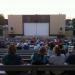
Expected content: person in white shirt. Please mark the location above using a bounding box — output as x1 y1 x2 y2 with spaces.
49 45 65 65
34 44 41 51
49 45 66 75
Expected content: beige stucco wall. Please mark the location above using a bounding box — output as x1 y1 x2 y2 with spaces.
50 15 66 35
8 15 23 34
8 15 66 36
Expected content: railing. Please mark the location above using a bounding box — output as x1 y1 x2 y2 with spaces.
0 65 75 75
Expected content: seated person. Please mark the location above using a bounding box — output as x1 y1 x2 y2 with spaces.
23 43 29 50
49 45 66 75
16 42 22 49
2 44 22 75
49 45 66 65
64 53 75 75
34 44 41 51
31 46 48 65
31 46 49 75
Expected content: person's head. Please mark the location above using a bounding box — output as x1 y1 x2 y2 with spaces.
45 44 49 50
59 43 63 49
48 42 55 50
38 46 47 55
54 45 61 56
8 44 16 54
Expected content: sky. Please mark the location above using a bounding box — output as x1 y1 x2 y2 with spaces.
0 0 75 19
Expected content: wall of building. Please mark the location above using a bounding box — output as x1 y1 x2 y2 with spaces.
50 15 66 35
8 15 23 35
8 15 66 36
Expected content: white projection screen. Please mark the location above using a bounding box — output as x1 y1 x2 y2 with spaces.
24 23 36 36
37 23 49 36
24 23 49 36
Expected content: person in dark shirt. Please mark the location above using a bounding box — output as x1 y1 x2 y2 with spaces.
66 54 75 64
2 44 22 75
64 53 75 75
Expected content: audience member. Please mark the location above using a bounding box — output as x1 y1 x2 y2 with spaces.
31 46 48 65
2 44 22 75
31 46 49 75
64 53 75 75
47 42 54 57
49 45 65 75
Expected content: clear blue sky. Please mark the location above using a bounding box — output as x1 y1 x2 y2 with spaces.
0 0 75 19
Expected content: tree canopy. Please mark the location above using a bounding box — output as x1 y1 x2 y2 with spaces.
0 14 5 25
72 19 75 27
66 19 71 25
0 14 5 36
72 18 75 36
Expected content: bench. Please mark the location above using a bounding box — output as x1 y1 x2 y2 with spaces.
0 65 75 75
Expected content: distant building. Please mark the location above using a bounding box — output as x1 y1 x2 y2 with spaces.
8 15 66 37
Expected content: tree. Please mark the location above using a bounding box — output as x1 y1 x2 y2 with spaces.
0 14 5 36
0 14 5 25
72 18 75 36
66 19 71 26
